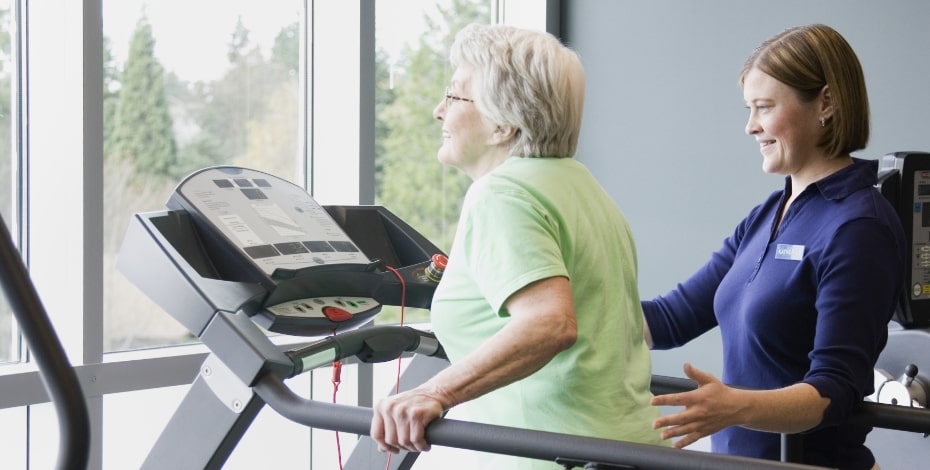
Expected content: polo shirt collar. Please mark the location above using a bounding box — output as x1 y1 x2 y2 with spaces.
786 157 878 201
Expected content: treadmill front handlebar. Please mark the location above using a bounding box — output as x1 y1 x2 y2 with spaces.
254 372 826 470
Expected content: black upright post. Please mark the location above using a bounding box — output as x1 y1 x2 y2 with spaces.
780 433 804 463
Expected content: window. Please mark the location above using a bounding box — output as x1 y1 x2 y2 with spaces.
373 0 492 324
3 1 550 468
102 0 302 351
0 1 15 364
99 0 501 347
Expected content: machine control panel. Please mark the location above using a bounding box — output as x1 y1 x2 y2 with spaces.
256 296 381 334
908 169 930 301
878 152 930 327
169 166 371 277
119 165 445 337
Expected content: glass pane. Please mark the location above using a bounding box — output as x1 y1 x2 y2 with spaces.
102 1 302 351
0 406 26 468
373 0 491 324
25 402 58 469
103 384 188 469
102 375 315 469
0 1 16 363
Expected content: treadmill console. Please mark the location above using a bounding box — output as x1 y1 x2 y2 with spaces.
167 167 371 278
118 166 445 338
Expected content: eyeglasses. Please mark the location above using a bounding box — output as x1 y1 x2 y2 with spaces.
444 86 474 108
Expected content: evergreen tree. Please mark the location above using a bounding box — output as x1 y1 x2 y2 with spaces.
227 17 250 64
238 21 300 178
240 80 298 178
0 6 12 221
110 15 177 180
271 22 299 77
0 6 11 361
373 47 395 179
192 19 292 173
102 36 121 159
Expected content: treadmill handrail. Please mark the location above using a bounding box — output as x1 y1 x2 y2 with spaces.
253 373 823 470
253 327 827 470
261 329 928 469
0 216 90 470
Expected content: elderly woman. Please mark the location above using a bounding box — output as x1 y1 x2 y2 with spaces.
370 23 666 469
644 24 906 470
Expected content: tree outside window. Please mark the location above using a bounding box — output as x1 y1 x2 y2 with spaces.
101 0 490 350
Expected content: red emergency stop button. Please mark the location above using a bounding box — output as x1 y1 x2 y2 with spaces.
322 306 352 322
424 253 448 282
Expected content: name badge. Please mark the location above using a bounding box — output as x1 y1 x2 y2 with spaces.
775 244 805 261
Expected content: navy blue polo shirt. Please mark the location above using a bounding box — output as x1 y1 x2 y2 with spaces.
643 158 906 469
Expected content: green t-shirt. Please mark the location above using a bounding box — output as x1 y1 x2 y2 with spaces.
431 156 667 469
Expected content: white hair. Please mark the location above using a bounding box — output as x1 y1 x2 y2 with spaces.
450 23 586 158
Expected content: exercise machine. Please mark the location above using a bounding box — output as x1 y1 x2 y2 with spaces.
875 150 930 405
868 151 930 467
117 165 449 468
118 166 827 470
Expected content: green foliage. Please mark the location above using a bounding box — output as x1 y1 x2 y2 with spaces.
175 133 224 177
272 22 299 76
374 0 491 251
98 2 489 334
0 6 11 223
102 36 122 158
184 21 295 178
227 17 250 64
109 15 178 181
373 47 395 177
103 12 300 182
0 6 8 54
238 77 299 178
372 0 491 325
0 6 11 361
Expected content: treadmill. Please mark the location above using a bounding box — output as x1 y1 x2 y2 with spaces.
117 165 825 470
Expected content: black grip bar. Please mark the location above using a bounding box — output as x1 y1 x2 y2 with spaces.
256 325 824 470
0 216 90 470
254 374 823 470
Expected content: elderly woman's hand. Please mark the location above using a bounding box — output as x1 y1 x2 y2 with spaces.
370 387 446 453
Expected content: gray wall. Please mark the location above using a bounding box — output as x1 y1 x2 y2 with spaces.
564 0 930 375
563 0 930 464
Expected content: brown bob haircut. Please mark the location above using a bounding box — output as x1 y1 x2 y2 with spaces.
739 24 870 157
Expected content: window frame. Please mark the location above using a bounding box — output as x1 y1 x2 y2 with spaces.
0 1 554 468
